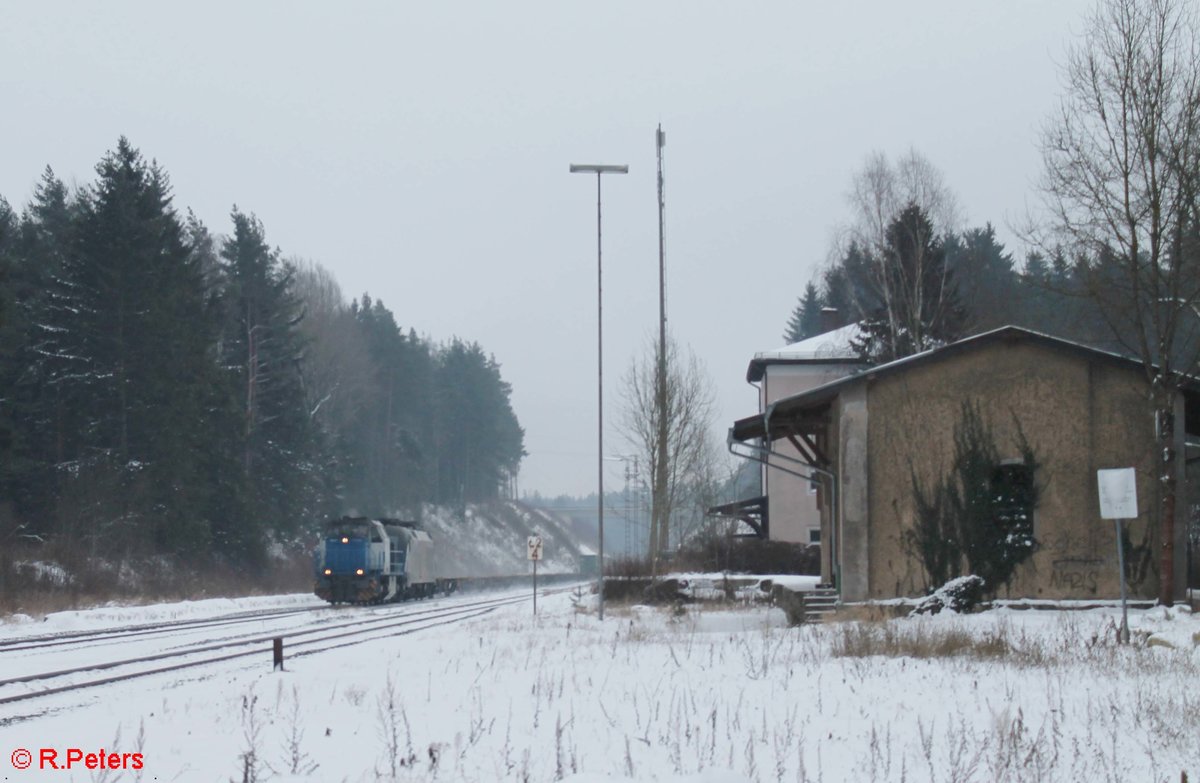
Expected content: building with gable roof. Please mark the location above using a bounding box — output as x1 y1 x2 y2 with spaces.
727 325 1198 602
718 323 864 545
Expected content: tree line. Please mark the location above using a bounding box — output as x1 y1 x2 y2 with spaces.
782 156 1118 360
0 138 525 567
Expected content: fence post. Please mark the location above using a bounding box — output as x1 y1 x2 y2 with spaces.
273 637 284 671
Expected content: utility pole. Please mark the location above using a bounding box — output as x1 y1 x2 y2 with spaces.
651 125 670 569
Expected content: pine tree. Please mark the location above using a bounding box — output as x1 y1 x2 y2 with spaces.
782 282 824 343
2 170 76 528
51 138 220 554
216 208 327 553
0 197 17 514
821 242 874 330
433 339 524 504
342 295 435 511
943 224 1018 331
851 204 965 362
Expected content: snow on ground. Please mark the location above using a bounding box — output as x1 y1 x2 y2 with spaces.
2 591 1199 782
0 592 324 641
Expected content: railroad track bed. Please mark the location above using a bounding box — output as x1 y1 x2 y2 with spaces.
0 603 333 654
0 573 583 654
0 585 581 716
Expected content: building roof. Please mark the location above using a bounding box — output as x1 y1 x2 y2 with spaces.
732 325 1186 443
746 323 866 382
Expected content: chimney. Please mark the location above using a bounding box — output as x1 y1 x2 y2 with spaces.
820 307 839 334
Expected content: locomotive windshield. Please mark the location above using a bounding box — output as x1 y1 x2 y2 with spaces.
324 518 379 542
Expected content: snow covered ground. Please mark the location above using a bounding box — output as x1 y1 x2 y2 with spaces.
0 593 325 641
2 589 1199 782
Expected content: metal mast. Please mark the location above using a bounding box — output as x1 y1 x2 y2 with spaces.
653 125 669 565
569 162 628 621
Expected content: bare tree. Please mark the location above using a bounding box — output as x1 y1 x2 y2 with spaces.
618 334 717 565
845 149 961 255
1040 0 1200 604
829 150 965 360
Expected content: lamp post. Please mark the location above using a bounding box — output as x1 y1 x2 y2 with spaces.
570 162 628 622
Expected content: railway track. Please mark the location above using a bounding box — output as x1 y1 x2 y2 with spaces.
0 573 583 655
0 584 580 713
0 602 329 653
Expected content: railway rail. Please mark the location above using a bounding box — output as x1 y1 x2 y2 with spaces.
0 573 582 655
0 584 581 714
0 603 327 654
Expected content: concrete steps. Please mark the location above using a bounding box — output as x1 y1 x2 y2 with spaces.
802 587 839 621
770 585 839 624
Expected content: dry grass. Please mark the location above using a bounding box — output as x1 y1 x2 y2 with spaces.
832 618 1015 660
0 550 314 619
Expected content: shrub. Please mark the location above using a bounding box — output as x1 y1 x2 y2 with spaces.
676 535 820 576
910 575 987 616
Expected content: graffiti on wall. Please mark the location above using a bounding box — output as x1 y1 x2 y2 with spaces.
1048 557 1104 593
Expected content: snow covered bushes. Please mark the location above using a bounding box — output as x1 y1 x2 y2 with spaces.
911 574 988 616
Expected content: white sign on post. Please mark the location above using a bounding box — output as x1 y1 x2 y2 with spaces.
1098 468 1138 519
1097 467 1136 645
527 536 543 616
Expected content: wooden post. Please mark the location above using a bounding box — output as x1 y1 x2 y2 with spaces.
273 637 284 670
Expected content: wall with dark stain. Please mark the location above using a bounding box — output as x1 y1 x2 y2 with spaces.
861 338 1159 600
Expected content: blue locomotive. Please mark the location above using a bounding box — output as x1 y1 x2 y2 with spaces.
314 517 456 604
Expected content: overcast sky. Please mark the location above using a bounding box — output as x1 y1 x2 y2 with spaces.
1 1 1097 498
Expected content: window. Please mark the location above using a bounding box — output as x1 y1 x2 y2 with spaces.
808 529 821 545
991 461 1035 541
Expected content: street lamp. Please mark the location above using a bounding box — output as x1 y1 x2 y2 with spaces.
570 162 628 622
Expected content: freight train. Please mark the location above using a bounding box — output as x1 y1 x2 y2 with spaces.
314 517 457 604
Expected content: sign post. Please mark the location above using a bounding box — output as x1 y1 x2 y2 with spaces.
527 535 543 615
1097 467 1137 644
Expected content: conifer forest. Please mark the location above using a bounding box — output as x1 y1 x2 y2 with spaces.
0 138 526 570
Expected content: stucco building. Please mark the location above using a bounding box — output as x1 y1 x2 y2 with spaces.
729 326 1197 602
735 323 864 544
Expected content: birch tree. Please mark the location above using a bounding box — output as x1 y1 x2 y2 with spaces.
831 150 965 361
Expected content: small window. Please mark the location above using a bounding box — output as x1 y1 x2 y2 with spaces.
991 462 1035 540
808 529 821 544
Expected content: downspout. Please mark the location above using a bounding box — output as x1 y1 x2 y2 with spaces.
727 419 841 595
746 374 765 502
766 404 840 595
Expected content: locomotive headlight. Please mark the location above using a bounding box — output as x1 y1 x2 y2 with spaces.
356 568 364 576
341 537 349 544
323 568 332 576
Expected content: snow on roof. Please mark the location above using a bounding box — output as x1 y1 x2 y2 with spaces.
754 323 863 362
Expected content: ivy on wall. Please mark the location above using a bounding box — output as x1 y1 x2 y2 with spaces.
904 400 1042 594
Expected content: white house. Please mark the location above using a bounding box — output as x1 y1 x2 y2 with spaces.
738 322 864 543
